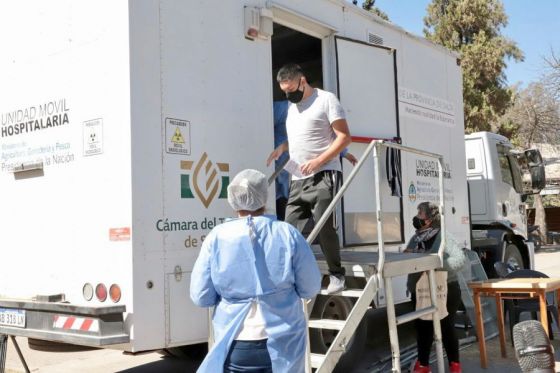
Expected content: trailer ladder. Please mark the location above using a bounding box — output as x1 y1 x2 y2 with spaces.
304 140 448 373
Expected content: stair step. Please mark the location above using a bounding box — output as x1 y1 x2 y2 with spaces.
396 306 437 325
310 353 325 368
308 318 346 330
319 289 363 297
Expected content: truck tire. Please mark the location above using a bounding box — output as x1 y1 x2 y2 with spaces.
309 294 366 372
504 244 524 270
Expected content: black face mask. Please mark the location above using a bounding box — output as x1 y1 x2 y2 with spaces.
286 80 304 103
412 216 426 230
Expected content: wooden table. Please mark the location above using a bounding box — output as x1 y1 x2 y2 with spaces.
468 278 560 368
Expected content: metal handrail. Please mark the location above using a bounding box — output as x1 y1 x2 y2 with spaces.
306 140 377 245
270 140 447 373
306 140 446 280
304 139 447 373
268 157 290 186
301 141 376 373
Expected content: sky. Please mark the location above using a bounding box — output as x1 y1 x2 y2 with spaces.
364 0 560 87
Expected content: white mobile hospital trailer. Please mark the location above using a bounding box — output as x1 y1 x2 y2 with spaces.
0 0 469 365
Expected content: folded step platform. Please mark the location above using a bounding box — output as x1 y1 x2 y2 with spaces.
314 248 441 279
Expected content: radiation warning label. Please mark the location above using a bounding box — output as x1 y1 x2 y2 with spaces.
166 118 190 155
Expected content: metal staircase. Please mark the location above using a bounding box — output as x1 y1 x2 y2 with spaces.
308 270 379 371
304 140 448 373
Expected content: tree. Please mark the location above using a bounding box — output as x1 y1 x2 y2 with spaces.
497 82 560 146
496 81 560 242
424 0 523 133
352 0 389 21
534 192 548 244
544 48 560 100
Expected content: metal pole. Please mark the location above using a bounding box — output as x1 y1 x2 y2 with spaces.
384 278 401 373
9 336 30 373
207 308 215 350
428 270 445 373
376 142 399 372
303 300 312 373
267 157 290 186
432 155 445 372
306 140 377 245
372 142 386 286
378 141 442 160
437 156 446 266
0 334 6 373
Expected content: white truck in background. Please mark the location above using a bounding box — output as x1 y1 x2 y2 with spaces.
466 132 545 276
0 0 545 371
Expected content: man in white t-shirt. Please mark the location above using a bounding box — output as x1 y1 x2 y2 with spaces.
267 63 352 294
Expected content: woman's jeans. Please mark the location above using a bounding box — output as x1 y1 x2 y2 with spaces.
224 339 272 373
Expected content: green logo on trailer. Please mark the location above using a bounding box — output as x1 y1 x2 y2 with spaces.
181 152 229 208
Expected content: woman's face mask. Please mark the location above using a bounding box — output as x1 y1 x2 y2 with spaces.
412 216 427 230
285 79 304 103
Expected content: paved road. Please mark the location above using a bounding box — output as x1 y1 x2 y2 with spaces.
534 245 560 277
5 246 560 372
4 341 200 373
9 336 560 373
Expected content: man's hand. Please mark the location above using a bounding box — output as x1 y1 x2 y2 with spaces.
300 158 322 176
344 152 358 166
267 142 288 167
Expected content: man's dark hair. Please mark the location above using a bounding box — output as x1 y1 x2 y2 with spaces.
276 63 304 82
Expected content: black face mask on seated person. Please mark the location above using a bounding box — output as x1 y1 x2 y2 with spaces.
286 80 304 103
412 216 427 230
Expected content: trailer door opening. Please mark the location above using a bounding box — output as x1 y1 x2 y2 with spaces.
270 23 323 224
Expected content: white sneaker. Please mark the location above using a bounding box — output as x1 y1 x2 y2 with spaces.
327 275 346 294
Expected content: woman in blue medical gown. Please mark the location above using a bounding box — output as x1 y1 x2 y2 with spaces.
190 169 321 373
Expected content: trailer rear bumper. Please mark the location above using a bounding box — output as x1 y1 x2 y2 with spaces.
0 299 129 347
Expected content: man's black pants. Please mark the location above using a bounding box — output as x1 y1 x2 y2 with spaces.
285 170 345 276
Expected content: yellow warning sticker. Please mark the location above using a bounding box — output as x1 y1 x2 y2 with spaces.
166 118 191 155
171 127 185 144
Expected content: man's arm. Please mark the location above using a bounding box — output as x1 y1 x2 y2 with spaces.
343 151 358 166
266 140 289 167
300 119 351 176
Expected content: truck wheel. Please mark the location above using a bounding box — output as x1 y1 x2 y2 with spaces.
504 244 524 270
309 294 366 372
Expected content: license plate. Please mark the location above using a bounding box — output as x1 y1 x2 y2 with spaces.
0 308 26 328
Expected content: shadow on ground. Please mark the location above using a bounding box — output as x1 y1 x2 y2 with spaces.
117 354 201 373
535 244 560 254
